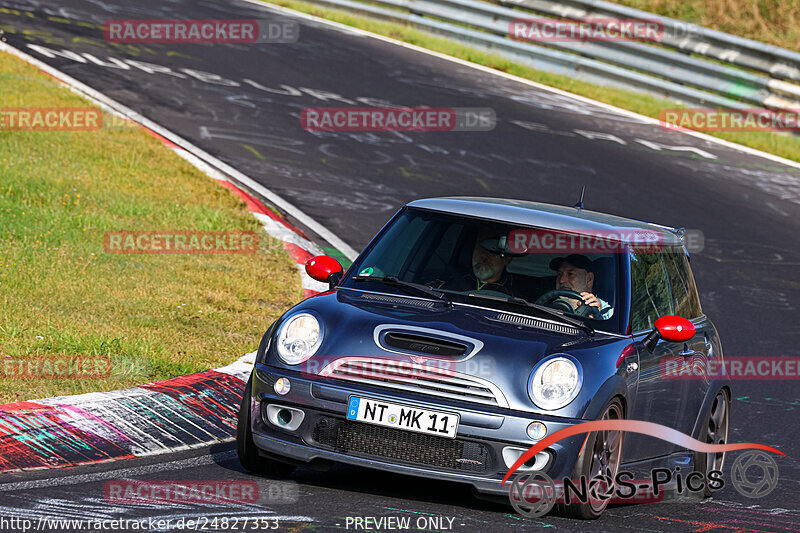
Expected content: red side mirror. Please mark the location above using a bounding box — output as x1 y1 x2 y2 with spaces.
654 315 696 342
305 255 343 285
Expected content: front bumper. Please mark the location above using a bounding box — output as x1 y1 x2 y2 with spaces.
251 364 587 496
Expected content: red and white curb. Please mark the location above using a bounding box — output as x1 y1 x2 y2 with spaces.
213 180 328 298
0 355 255 472
0 42 346 472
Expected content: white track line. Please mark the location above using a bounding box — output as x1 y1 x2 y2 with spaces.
243 0 800 171
0 451 239 492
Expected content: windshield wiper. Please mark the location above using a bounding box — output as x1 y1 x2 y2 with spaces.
352 276 450 304
465 293 594 336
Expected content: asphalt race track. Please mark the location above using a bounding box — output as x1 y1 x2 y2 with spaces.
1 0 800 530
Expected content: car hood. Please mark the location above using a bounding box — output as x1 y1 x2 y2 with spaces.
266 289 632 417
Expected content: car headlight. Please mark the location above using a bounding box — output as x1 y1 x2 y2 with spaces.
276 313 322 365
529 356 582 410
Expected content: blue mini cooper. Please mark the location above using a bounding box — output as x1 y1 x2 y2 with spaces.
237 197 730 519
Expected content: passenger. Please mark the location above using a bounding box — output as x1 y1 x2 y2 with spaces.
441 231 516 295
472 232 514 290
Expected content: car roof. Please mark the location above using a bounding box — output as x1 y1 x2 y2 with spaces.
406 197 684 246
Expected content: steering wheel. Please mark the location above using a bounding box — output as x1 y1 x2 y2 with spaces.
535 289 601 319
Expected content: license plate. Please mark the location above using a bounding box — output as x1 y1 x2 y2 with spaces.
346 396 459 438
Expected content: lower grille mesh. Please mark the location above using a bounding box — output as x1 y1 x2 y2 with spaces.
312 416 489 472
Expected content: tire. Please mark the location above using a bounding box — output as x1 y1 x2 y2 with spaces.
693 389 730 498
237 375 296 477
557 398 624 519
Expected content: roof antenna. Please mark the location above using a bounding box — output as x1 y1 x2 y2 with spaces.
573 186 586 211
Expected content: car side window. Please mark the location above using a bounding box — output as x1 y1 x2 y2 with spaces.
664 248 702 319
629 251 673 332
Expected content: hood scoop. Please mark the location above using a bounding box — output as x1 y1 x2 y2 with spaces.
383 332 467 357
374 325 483 361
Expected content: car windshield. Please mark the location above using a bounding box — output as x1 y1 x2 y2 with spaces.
342 208 624 332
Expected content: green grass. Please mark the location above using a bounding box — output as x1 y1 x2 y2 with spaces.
261 0 800 163
610 0 799 51
0 50 301 402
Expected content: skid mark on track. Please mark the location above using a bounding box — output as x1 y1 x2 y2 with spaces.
653 500 800 532
735 396 800 412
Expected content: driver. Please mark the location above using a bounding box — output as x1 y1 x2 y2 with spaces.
549 254 613 319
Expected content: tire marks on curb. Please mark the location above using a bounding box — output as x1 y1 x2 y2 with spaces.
0 355 254 473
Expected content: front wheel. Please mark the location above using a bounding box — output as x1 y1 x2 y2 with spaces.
557 398 624 519
236 376 296 477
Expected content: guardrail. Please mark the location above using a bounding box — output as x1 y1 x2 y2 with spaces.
508 0 800 81
301 0 800 111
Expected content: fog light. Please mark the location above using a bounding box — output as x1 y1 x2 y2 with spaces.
277 409 292 426
527 421 547 440
265 404 305 431
274 377 291 395
502 447 551 471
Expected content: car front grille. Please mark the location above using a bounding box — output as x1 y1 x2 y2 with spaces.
311 416 490 472
319 358 508 408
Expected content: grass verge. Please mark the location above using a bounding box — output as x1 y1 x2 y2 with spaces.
0 49 301 403
610 0 799 52
262 0 800 164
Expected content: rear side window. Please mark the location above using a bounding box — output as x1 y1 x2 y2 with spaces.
629 251 673 332
664 248 702 319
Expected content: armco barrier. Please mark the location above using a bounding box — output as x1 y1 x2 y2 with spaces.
298 0 800 112
502 0 800 82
